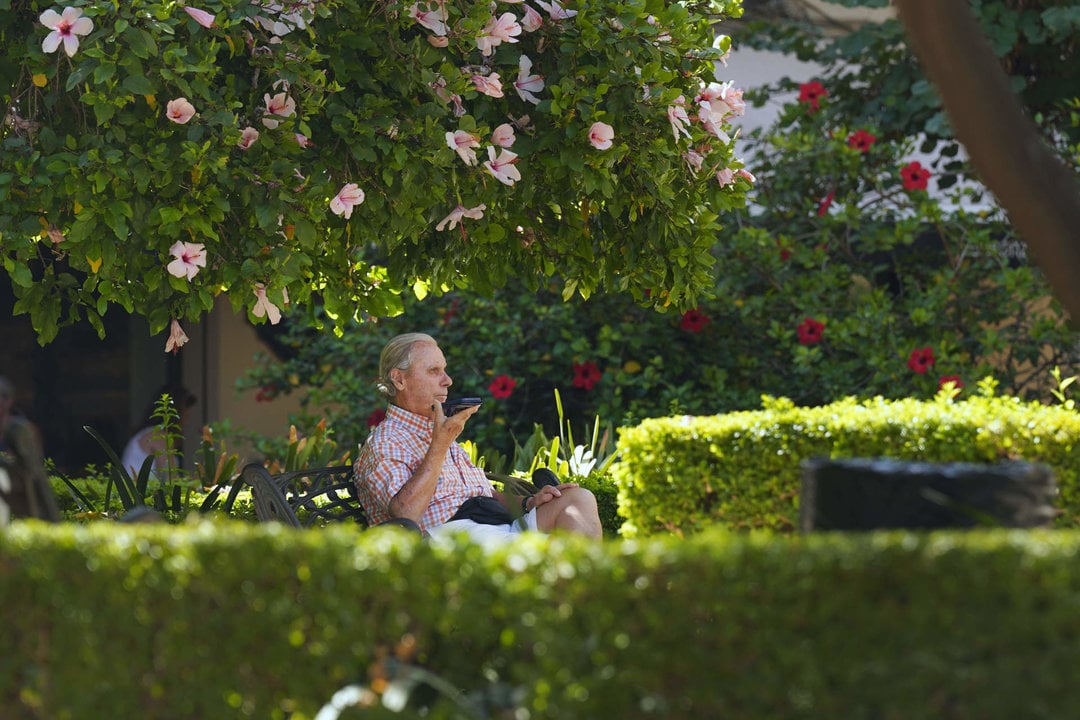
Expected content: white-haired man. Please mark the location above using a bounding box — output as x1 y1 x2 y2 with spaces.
354 333 602 544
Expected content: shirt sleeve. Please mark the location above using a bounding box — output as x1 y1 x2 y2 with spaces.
354 428 421 523
365 447 413 510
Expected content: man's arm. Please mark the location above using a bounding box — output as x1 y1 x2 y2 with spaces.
493 483 579 515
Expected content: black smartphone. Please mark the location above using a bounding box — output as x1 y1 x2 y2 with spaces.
442 397 482 416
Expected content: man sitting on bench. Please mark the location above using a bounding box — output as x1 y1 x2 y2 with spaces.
354 333 602 545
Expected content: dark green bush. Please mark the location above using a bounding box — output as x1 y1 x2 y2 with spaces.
4 522 1080 719
613 389 1080 537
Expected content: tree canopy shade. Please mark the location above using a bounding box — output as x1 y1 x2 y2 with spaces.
0 0 748 347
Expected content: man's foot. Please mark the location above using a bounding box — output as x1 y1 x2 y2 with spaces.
532 467 560 490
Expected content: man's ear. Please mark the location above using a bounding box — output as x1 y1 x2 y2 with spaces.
390 369 404 390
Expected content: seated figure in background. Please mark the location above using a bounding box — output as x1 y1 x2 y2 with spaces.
120 384 197 480
0 376 59 524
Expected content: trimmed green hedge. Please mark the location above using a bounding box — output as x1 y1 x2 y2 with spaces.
612 394 1080 537
4 521 1080 719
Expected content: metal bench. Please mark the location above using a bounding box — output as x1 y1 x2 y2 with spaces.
226 462 541 531
235 463 368 528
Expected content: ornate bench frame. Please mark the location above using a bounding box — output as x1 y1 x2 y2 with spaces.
224 463 539 530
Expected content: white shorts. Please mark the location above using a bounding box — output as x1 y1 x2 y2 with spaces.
428 508 538 547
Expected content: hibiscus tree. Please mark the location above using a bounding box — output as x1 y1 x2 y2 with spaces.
0 0 747 346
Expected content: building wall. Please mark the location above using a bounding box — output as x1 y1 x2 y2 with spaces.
179 296 305 469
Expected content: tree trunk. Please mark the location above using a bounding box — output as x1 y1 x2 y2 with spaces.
894 0 1080 324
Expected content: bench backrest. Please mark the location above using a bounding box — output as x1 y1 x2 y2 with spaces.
233 463 538 530
239 463 370 528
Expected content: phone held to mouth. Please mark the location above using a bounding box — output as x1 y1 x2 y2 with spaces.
442 397 482 417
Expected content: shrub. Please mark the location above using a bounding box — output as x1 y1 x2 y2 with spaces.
5 522 1080 719
613 388 1080 537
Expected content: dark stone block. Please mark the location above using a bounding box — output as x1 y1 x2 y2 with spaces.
800 458 1058 532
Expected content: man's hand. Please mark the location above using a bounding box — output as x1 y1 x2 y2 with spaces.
529 482 580 511
431 401 479 443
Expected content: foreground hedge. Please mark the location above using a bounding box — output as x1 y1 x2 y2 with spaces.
4 521 1080 719
613 393 1080 537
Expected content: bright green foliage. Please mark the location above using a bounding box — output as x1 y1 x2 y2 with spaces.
613 391 1080 537
6 522 1080 717
0 0 746 344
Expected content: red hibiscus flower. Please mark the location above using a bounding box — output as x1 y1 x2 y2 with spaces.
572 361 603 391
488 374 517 399
796 317 825 345
777 240 792 261
680 308 711 333
817 191 835 217
847 129 876 152
938 375 964 391
798 81 827 111
900 161 931 191
366 408 386 428
907 346 936 374
441 298 460 326
255 385 277 403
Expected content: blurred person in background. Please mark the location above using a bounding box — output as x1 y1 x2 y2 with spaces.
120 384 197 480
0 375 60 524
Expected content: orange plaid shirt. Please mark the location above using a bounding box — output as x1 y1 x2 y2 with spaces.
354 404 493 534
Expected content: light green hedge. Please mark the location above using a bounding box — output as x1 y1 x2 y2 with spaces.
3 522 1080 718
612 394 1080 537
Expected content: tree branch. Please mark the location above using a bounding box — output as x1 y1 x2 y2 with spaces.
894 0 1080 323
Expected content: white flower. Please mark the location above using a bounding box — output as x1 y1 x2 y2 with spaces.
40 7 94 58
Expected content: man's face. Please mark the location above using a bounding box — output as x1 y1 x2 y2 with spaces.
392 341 452 416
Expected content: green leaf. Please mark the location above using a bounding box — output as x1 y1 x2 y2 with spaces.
83 425 138 509
8 263 33 288
122 75 157 94
65 62 96 91
133 164 151 193
93 103 116 125
125 27 159 59
105 202 130 240
158 207 185 225
93 62 116 84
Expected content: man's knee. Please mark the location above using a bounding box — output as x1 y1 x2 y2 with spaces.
564 485 598 512
537 485 599 528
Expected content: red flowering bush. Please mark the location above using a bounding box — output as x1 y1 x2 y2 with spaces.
798 81 828 111
847 129 876 153
907 347 936 375
900 161 932 191
488 374 517 400
707 75 1078 409
797 318 825 346
680 308 711 333
571 362 603 391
